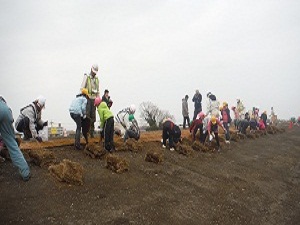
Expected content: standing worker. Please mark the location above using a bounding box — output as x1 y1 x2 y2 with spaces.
192 90 202 120
220 102 231 144
81 64 100 138
182 95 190 129
0 96 30 181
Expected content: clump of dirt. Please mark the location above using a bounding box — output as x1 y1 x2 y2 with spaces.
145 150 164 164
237 133 246 139
48 159 84 186
27 149 56 167
230 133 239 142
181 137 193 146
191 141 210 152
177 144 193 156
125 139 143 152
84 143 107 159
105 154 129 173
246 133 256 139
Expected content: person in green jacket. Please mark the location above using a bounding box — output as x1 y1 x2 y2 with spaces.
96 99 114 152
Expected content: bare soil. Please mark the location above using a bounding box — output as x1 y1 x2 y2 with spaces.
1 125 300 225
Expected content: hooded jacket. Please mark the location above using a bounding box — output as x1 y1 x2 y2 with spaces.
97 102 114 128
69 94 87 117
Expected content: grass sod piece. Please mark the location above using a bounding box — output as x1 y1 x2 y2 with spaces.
105 154 129 173
49 159 84 186
28 149 56 167
84 143 107 159
145 150 164 164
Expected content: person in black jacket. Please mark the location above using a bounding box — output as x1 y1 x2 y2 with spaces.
162 119 181 151
192 90 202 120
260 111 267 127
101 89 113 108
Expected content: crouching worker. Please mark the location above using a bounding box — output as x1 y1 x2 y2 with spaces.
207 115 227 152
123 114 140 142
15 95 47 142
162 119 181 151
69 88 89 150
189 112 205 142
115 104 136 136
96 100 115 152
0 96 30 181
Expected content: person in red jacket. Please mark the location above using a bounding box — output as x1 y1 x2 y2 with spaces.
220 102 231 144
190 112 205 142
207 115 227 152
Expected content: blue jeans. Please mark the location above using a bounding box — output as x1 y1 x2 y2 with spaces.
70 113 82 148
0 101 30 179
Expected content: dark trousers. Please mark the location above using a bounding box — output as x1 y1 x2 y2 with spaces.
70 113 82 147
193 107 202 120
124 129 139 142
239 120 249 134
192 123 203 142
16 117 43 139
223 122 230 140
104 117 114 151
183 116 190 129
213 132 220 147
162 121 175 148
86 98 96 136
201 131 208 144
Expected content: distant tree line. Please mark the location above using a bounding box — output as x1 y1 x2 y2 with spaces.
139 101 174 131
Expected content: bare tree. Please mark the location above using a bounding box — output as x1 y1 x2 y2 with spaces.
139 102 174 130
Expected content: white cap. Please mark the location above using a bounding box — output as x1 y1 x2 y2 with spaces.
129 104 136 114
37 95 46 108
91 64 98 74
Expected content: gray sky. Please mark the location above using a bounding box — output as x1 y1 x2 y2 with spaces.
1 0 299 130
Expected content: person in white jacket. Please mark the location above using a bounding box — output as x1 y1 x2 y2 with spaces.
115 104 136 137
206 92 220 118
15 95 47 142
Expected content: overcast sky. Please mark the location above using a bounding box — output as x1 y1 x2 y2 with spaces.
1 0 299 130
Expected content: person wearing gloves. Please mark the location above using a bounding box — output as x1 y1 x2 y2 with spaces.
192 90 202 120
96 101 114 152
0 96 30 181
206 92 220 118
81 64 100 138
162 118 181 151
189 111 205 142
207 115 227 152
115 104 136 137
123 114 140 142
220 102 231 144
69 88 89 150
15 95 47 142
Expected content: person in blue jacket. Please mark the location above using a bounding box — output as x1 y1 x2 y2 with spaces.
0 96 30 181
69 88 89 150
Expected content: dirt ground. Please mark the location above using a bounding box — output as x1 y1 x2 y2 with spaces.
1 125 300 225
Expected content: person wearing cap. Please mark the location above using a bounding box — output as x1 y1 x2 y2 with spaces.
206 92 220 118
115 104 136 137
102 89 113 109
192 90 202 120
162 119 181 151
123 114 140 142
69 88 90 150
0 96 31 181
15 95 47 142
207 115 227 152
189 111 205 142
81 64 100 138
96 101 115 152
220 102 231 144
182 94 190 129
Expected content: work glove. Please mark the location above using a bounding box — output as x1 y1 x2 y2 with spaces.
43 121 48 127
209 134 213 141
99 128 103 132
83 115 87 119
36 136 43 143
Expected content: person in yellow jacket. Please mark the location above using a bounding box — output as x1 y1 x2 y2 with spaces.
95 99 114 152
81 64 99 138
